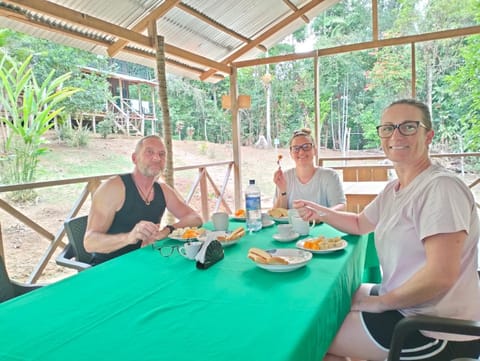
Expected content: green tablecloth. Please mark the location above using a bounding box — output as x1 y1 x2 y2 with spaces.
0 222 368 361
363 232 382 283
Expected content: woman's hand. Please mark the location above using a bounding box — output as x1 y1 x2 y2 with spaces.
293 200 328 223
273 168 287 193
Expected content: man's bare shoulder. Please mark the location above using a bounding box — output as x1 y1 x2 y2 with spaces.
95 175 126 198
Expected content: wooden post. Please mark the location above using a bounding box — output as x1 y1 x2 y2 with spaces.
314 53 320 164
230 67 242 210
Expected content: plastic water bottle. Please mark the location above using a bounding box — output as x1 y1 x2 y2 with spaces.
245 179 262 232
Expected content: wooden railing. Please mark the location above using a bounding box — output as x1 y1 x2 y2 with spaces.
3 152 480 284
319 152 480 171
319 152 480 209
0 161 235 283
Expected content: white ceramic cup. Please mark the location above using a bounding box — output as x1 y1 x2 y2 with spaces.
261 213 271 224
277 224 294 238
179 241 203 260
211 212 229 231
287 209 311 236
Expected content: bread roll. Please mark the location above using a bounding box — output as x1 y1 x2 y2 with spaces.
268 208 288 218
248 247 271 261
248 254 267 264
247 247 289 265
267 256 289 265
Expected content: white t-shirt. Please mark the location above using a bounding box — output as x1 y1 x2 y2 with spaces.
275 167 346 208
364 164 480 340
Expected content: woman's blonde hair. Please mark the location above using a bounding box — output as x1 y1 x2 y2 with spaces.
289 128 315 146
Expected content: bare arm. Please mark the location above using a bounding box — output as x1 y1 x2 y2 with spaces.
293 199 374 235
330 203 346 212
273 168 288 209
83 176 154 253
352 231 465 312
160 183 203 229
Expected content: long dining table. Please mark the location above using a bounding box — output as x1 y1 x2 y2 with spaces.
0 220 369 361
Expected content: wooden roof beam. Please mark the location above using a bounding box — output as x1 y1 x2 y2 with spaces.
199 0 325 81
4 0 149 46
107 0 181 57
283 0 310 23
3 0 230 74
177 3 267 53
233 25 480 68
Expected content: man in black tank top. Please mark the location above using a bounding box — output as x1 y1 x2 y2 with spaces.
83 135 202 265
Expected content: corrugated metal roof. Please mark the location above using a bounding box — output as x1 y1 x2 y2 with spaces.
0 0 340 82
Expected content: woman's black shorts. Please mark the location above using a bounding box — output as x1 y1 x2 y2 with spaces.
360 285 480 360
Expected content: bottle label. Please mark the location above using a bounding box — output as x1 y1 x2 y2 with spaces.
245 196 261 210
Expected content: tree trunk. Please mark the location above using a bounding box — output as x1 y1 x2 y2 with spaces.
155 35 175 224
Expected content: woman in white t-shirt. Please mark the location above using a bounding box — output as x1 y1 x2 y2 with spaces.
294 99 480 361
272 128 345 210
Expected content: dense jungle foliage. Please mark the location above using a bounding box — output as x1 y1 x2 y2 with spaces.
1 0 479 154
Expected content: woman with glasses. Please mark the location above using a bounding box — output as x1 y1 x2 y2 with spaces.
294 99 480 360
272 128 346 210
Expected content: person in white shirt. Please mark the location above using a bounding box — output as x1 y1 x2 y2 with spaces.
294 99 480 361
272 128 345 211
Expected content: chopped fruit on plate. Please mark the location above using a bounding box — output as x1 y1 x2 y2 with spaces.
234 209 246 218
302 236 344 250
170 227 205 239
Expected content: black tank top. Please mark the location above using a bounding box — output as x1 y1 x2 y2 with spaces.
92 174 166 264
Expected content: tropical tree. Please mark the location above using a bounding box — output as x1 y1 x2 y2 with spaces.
446 34 480 151
0 54 79 199
3 29 114 128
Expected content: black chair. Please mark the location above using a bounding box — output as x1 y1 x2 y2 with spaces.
388 315 480 361
56 215 93 271
1 254 41 303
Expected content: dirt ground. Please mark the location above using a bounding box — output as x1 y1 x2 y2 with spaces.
2 134 355 283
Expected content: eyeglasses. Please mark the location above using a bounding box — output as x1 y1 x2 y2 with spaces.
376 121 428 138
152 244 181 257
290 143 313 153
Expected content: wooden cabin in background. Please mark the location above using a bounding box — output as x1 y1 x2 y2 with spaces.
80 67 158 136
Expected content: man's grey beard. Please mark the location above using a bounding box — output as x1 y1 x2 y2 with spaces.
139 166 162 178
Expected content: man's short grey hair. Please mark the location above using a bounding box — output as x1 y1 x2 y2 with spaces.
135 135 163 153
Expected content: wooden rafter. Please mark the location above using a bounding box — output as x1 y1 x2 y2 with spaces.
233 25 480 68
107 0 181 57
2 0 230 75
3 0 150 45
176 2 267 53
283 0 310 23
199 0 326 81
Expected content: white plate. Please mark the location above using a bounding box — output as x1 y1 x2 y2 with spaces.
230 216 246 222
169 228 206 242
271 216 289 223
197 231 241 247
253 248 312 272
296 239 348 253
262 219 275 228
272 232 300 243
169 235 199 242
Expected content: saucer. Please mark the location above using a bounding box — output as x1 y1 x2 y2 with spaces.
272 232 300 243
262 219 275 228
